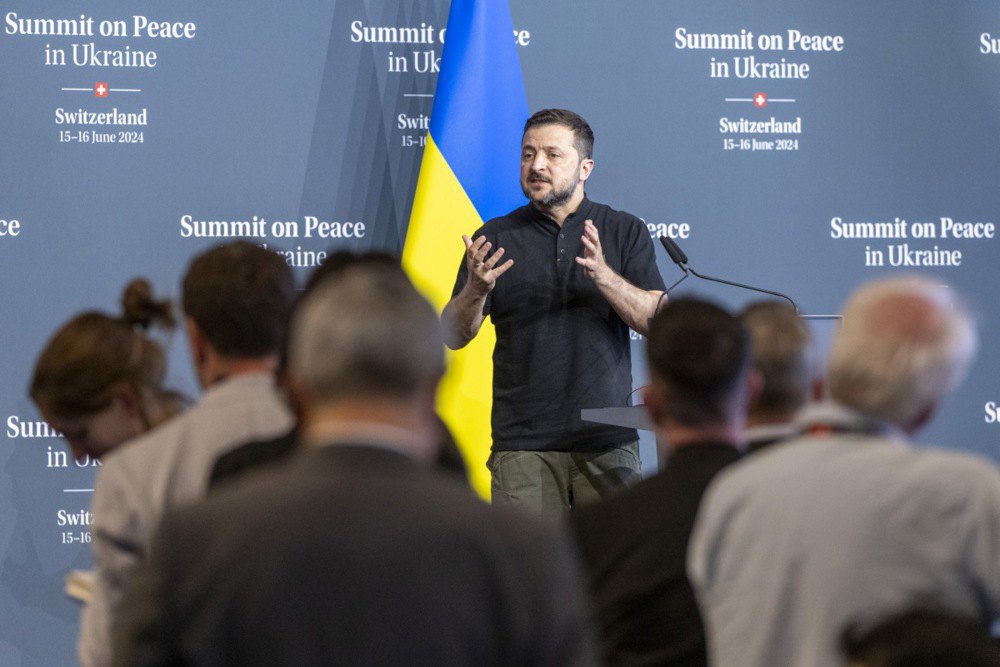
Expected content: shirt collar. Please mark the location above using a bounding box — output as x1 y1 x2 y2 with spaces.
793 400 907 441
200 372 280 405
527 196 592 228
667 441 742 464
745 422 800 444
302 420 421 458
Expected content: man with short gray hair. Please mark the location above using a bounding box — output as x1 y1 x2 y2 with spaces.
689 276 1000 667
289 262 447 425
738 300 818 452
114 259 600 666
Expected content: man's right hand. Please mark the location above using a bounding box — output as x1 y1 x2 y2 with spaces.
442 235 515 349
463 234 514 296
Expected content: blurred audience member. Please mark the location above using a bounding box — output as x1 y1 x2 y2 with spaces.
738 299 818 452
689 276 999 667
432 412 469 479
80 242 295 667
841 608 1000 667
570 298 752 666
208 251 469 488
30 279 186 460
114 259 598 666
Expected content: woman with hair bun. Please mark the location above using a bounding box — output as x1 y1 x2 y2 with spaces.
30 279 188 460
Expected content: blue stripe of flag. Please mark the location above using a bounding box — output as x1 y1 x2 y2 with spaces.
429 0 529 222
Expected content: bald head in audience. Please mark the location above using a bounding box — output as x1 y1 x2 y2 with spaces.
828 276 976 435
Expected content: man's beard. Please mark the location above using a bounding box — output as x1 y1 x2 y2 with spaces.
522 175 577 208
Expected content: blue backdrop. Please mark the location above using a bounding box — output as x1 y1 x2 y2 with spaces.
1 1 998 662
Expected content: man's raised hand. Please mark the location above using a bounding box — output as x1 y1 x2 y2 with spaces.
463 234 514 296
576 219 611 282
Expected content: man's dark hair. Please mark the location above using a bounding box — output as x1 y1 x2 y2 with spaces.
841 608 1000 667
646 298 750 426
182 241 294 358
523 108 594 160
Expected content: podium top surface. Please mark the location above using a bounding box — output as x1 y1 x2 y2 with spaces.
580 406 653 431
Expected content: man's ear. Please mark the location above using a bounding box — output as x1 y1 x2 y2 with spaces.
185 317 215 388
641 382 667 428
906 402 937 436
747 367 764 406
283 374 310 425
811 377 825 402
578 157 595 183
185 317 206 365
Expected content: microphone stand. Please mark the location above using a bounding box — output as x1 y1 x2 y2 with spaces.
659 236 798 313
686 266 797 312
664 269 689 295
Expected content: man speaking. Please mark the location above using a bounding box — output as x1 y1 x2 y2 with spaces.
443 109 665 512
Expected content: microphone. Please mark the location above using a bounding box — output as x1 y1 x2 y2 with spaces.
658 236 690 297
660 236 688 266
657 235 798 312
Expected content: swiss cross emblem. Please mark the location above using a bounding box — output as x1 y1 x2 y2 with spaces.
94 82 109 98
753 92 767 108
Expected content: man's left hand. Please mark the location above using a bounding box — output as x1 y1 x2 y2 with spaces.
576 219 611 283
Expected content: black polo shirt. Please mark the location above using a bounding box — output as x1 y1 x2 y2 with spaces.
452 197 665 452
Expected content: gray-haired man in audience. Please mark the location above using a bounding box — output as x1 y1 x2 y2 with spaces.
689 276 1000 667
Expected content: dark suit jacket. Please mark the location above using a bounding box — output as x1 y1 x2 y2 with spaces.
569 442 741 666
209 420 468 490
115 443 600 667
208 428 298 489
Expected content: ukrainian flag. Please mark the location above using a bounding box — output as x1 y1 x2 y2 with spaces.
402 0 528 498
